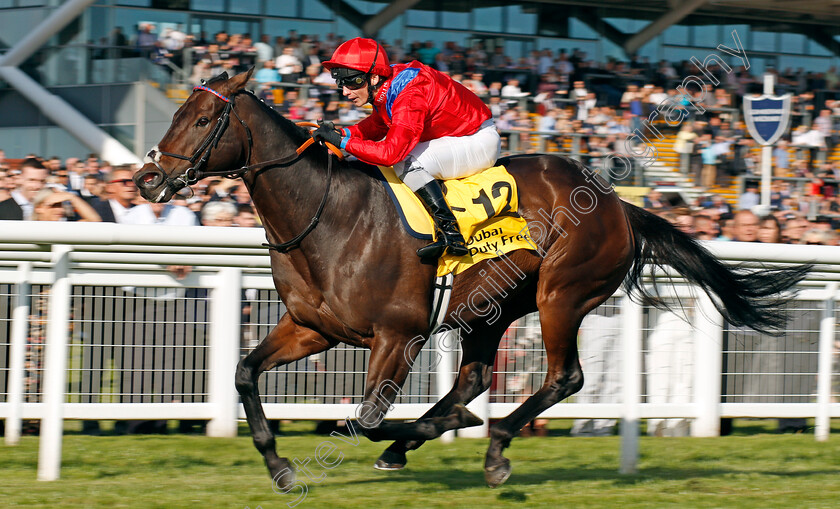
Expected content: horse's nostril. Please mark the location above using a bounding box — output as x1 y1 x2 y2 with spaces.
142 173 156 184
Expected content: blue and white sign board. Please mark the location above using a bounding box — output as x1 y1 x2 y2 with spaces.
743 94 792 146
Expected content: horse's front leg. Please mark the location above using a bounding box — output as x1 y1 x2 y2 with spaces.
357 334 484 444
235 313 334 488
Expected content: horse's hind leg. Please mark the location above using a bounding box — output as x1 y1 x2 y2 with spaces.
484 298 586 488
235 313 334 488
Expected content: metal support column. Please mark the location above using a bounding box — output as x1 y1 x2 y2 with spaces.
0 0 140 164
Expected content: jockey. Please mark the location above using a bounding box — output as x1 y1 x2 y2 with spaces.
314 37 501 259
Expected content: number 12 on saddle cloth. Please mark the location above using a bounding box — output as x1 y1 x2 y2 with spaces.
376 165 536 277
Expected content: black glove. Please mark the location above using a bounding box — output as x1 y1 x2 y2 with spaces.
312 120 343 147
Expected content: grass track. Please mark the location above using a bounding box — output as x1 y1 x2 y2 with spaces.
1 422 839 508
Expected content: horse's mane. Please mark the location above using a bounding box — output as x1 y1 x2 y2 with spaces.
237 90 312 145
238 90 388 178
203 71 309 146
205 72 229 86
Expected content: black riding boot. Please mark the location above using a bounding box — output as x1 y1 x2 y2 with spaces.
415 181 468 259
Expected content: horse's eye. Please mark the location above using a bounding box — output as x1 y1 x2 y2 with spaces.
197 116 210 127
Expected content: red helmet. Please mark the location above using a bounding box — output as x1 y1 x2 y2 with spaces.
322 37 392 78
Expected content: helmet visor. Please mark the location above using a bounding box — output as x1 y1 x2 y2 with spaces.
331 68 368 90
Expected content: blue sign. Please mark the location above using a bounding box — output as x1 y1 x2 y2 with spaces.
743 94 792 146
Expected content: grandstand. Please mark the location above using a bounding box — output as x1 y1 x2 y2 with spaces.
3 1 840 208
1 1 840 224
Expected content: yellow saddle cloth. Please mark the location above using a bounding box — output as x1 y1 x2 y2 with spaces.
377 165 535 277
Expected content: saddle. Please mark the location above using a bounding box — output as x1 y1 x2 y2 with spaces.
375 165 535 277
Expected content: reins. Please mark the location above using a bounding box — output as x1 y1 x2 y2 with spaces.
260 156 333 253
193 120 343 180
147 85 345 254
250 123 343 253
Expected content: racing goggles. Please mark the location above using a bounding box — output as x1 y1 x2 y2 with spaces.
332 68 369 90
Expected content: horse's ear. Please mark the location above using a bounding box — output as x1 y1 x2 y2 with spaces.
222 68 255 95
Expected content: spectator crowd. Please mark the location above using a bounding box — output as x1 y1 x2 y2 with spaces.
0 150 257 228
2 148 838 248
8 28 840 246
643 185 839 247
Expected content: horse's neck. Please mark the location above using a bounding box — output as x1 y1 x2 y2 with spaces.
253 176 316 249
239 97 382 254
236 98 421 330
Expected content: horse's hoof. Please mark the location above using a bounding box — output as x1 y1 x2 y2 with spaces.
454 403 484 428
373 449 407 471
484 458 512 488
269 459 296 493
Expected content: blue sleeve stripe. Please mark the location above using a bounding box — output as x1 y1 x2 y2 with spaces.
386 68 420 120
340 128 350 149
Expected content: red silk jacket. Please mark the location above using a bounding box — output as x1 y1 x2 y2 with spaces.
339 61 492 167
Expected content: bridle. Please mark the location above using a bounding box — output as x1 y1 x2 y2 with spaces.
143 83 343 253
145 85 252 194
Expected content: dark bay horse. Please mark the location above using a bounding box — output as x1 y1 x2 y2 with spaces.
134 69 808 488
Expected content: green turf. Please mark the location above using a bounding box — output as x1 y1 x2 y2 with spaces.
1 421 839 508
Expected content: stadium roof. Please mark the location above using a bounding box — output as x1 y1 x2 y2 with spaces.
356 0 840 56
401 0 840 26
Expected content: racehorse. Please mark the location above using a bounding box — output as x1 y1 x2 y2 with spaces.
134 69 809 488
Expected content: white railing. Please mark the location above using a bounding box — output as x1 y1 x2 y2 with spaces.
0 220 838 480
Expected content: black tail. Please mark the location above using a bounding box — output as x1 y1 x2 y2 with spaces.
622 202 811 333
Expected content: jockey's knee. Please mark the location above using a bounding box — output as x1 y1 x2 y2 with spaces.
397 158 435 192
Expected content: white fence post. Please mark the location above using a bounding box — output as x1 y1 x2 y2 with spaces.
462 389 490 438
459 328 490 439
435 329 456 443
815 283 836 442
36 245 72 481
691 292 724 437
207 267 242 437
5 262 31 446
620 295 642 474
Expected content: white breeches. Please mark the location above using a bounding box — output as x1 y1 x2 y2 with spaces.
395 120 501 191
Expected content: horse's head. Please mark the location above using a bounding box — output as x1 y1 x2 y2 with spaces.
134 68 254 203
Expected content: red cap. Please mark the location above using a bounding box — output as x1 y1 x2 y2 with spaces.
322 38 392 78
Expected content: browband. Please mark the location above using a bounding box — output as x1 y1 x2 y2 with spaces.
193 85 231 103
